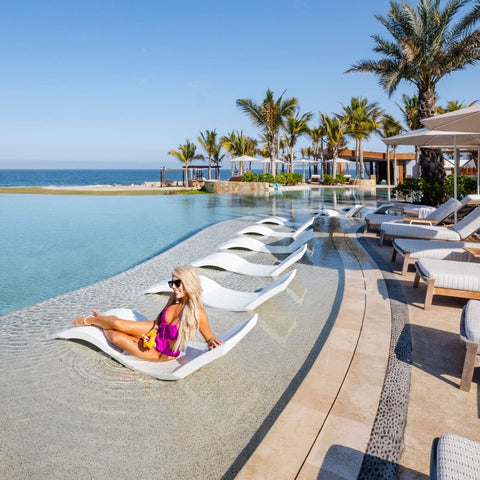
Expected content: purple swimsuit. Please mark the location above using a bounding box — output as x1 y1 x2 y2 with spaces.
154 306 181 357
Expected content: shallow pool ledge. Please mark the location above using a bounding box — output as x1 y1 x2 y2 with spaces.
236 227 392 479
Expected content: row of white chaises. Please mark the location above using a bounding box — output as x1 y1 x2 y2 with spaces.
53 215 315 380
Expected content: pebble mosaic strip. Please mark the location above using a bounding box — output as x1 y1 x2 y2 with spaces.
357 234 413 479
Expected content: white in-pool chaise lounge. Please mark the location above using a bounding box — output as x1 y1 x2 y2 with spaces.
364 197 460 233
379 205 480 246
236 217 314 240
51 308 257 380
191 244 307 277
314 204 366 218
256 215 291 226
218 229 314 254
430 433 480 479
413 258 480 309
144 270 297 311
391 238 480 275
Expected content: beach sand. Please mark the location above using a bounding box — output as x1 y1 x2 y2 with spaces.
0 213 342 479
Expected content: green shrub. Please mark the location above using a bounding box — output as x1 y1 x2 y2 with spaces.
336 173 346 184
242 171 258 182
323 174 335 185
443 174 477 199
391 178 425 203
273 173 287 185
285 172 302 184
258 173 275 183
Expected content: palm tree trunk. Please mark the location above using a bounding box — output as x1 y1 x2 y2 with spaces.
393 146 398 184
185 162 189 188
418 85 445 203
208 156 211 180
359 139 364 180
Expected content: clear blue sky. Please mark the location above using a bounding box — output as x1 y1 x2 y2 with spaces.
1 0 478 169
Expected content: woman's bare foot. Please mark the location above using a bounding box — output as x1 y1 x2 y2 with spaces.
91 309 103 317
72 315 88 326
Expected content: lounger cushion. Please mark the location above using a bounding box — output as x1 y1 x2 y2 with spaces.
381 222 462 241
436 433 480 479
393 239 478 262
416 258 480 292
364 213 403 225
464 300 480 346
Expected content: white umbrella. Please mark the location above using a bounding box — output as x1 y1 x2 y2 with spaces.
294 158 319 182
383 128 480 147
383 128 480 222
325 157 355 177
229 155 263 163
422 105 480 133
229 155 272 175
422 107 480 198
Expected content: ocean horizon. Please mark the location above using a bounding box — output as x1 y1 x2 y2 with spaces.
0 165 326 188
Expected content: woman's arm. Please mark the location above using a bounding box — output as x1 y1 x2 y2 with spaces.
198 309 224 350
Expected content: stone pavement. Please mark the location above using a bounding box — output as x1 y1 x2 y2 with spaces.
235 223 480 479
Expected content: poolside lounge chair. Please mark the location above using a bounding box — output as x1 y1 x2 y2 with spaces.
191 244 307 277
379 205 480 246
430 433 480 479
365 198 461 234
236 217 314 240
218 229 313 254
144 270 297 311
391 238 480 275
459 300 480 391
51 308 258 380
413 258 480 309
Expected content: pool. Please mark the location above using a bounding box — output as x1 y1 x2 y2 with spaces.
0 188 387 315
0 188 384 478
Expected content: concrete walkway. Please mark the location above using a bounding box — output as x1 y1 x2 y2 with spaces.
235 224 480 479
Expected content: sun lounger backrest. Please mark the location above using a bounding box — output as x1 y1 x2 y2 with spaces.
460 194 480 206
452 206 480 239
427 197 461 222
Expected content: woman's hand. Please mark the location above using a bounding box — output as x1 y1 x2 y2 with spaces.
207 336 224 350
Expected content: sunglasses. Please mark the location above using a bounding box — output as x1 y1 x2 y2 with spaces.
168 279 182 289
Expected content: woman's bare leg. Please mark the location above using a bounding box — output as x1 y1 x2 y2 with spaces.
103 330 171 362
73 313 153 339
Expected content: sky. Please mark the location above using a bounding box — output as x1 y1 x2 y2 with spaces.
1 0 479 169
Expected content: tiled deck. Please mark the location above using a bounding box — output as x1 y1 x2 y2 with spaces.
235 224 480 479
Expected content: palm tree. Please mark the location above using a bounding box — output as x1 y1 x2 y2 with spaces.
438 99 477 114
282 110 313 173
396 94 421 131
220 131 257 175
339 97 382 180
379 114 405 185
210 144 225 180
308 124 327 175
168 140 203 188
347 0 480 193
320 114 346 178
236 89 298 176
198 129 218 180
397 93 422 176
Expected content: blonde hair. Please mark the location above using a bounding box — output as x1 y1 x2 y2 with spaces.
171 265 203 351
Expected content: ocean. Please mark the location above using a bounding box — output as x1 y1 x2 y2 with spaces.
0 165 324 187
0 168 231 187
0 169 381 316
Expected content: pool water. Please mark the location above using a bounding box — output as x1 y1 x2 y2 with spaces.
0 188 387 315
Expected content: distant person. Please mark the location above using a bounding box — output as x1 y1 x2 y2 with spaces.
72 265 223 361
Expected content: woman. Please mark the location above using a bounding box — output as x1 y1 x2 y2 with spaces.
72 265 223 361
